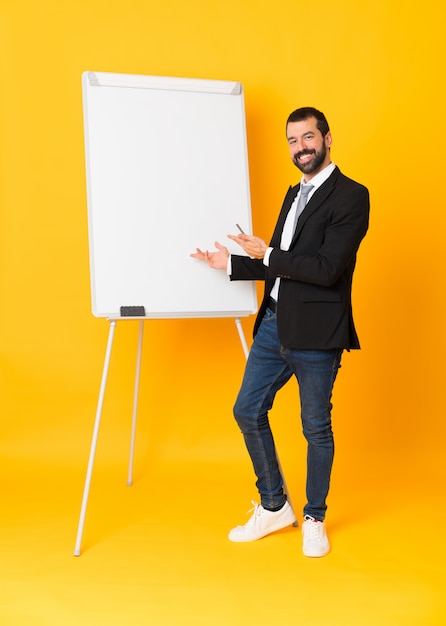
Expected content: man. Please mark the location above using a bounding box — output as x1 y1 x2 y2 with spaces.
191 107 369 557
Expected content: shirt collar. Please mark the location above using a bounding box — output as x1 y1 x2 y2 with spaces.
301 161 336 192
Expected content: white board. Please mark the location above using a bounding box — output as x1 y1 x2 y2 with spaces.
82 71 257 319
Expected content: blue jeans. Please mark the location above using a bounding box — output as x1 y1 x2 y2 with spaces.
233 307 343 521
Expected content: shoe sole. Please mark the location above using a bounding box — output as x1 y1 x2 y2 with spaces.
302 545 330 557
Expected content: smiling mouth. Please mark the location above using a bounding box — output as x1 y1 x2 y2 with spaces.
296 151 315 163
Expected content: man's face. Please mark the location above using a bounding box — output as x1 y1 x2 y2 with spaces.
286 117 332 180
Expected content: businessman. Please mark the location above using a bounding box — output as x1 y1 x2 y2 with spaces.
191 107 369 557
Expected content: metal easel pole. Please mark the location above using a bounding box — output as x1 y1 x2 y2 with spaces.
127 320 144 486
74 320 117 556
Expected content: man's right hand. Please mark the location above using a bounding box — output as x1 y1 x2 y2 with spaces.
190 241 229 270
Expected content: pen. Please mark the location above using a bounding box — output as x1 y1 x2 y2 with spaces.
236 223 245 234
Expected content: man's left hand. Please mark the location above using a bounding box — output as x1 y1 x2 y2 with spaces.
227 233 268 259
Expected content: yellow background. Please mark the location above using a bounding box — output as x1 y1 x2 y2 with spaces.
1 0 446 624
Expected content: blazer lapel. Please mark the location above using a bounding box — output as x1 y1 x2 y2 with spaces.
270 185 297 247
291 167 339 242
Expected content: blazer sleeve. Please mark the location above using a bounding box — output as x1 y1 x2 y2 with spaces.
230 255 266 281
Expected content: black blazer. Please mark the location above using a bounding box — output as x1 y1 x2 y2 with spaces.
230 166 370 350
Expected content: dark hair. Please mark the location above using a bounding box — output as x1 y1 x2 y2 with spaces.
286 107 330 137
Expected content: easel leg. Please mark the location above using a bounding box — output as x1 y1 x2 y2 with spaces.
127 320 144 486
234 318 298 526
74 320 117 556
234 317 249 359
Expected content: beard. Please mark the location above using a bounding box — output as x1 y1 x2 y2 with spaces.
293 143 327 175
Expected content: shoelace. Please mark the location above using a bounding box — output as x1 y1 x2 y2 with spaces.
244 501 262 526
304 516 323 541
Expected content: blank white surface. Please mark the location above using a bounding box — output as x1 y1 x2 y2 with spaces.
82 71 257 318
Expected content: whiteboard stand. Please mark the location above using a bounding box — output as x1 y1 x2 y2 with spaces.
77 71 296 554
74 316 255 556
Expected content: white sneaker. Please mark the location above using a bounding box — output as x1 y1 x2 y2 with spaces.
228 501 296 542
302 515 330 557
